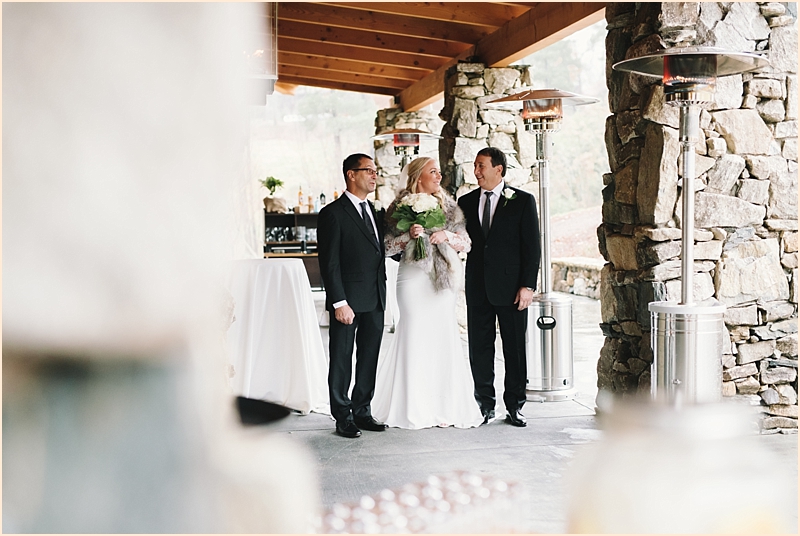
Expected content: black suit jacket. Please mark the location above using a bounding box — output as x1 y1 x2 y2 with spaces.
458 185 541 306
317 196 387 313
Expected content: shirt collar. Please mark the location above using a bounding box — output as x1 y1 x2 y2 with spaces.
481 181 506 197
344 189 368 208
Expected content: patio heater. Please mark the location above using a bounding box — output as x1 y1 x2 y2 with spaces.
613 47 769 404
489 89 598 402
373 128 442 170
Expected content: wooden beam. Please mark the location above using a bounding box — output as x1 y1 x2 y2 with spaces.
475 2 607 65
279 51 428 81
277 3 494 43
320 2 531 27
278 36 444 71
278 20 471 58
276 75 399 96
397 2 606 111
278 64 410 90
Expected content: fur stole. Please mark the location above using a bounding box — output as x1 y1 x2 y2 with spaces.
385 190 468 292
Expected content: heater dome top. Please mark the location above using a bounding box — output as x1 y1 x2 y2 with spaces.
612 46 770 79
372 128 442 141
487 88 599 109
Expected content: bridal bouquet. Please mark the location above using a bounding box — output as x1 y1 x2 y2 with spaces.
392 193 446 260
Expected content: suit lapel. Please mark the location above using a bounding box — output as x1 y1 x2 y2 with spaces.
464 188 484 242
342 196 381 252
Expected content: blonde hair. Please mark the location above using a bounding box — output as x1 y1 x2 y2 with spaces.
404 157 446 206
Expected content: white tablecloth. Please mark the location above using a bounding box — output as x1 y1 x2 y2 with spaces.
226 258 329 414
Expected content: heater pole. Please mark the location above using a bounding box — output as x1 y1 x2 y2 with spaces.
536 131 552 294
679 104 699 306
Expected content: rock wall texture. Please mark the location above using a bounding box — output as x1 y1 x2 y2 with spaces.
373 109 444 205
553 257 605 299
601 2 798 430
438 63 539 197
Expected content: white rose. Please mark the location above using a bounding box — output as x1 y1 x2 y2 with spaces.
403 193 438 213
373 199 383 211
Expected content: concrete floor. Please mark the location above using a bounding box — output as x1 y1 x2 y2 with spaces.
270 293 798 533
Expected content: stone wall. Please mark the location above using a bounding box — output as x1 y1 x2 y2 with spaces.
552 257 605 299
373 109 444 205
439 63 539 197
601 2 798 430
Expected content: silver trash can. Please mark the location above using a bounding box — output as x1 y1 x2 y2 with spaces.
649 301 727 404
526 293 576 401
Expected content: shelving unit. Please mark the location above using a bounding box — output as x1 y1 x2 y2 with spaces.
264 210 323 288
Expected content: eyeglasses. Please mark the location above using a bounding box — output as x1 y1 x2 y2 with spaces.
351 168 378 176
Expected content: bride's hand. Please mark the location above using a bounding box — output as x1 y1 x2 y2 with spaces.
429 230 448 245
409 224 424 239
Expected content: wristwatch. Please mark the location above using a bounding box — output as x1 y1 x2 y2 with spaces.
525 287 534 292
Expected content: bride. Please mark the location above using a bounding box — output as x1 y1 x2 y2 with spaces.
372 157 484 429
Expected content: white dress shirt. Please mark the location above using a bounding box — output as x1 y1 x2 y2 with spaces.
478 181 506 228
344 189 379 239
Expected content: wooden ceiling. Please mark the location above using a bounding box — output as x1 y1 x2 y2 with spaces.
274 2 606 110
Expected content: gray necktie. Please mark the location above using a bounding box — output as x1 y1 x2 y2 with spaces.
360 201 378 247
481 191 492 238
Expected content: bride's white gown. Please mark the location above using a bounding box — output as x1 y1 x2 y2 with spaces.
372 240 484 429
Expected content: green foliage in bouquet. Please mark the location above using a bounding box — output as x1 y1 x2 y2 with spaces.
392 204 446 232
391 195 446 259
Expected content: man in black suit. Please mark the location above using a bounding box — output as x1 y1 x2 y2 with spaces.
317 153 388 438
458 147 541 427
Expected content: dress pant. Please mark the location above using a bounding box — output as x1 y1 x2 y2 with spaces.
327 305 384 423
467 297 528 414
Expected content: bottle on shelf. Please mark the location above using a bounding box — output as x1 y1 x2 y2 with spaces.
333 189 339 200
297 186 304 212
319 192 327 207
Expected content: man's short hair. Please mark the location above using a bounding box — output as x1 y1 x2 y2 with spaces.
476 147 507 177
342 153 373 182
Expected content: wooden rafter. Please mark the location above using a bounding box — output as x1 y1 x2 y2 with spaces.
272 2 607 108
278 36 445 71
278 20 471 58
278 63 410 90
277 3 495 43
318 2 532 27
279 51 427 81
396 2 606 110
276 75 399 96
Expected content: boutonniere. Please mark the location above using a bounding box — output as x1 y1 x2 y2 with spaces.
502 187 517 206
373 199 383 212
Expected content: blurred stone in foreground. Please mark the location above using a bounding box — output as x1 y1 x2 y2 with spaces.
567 399 794 533
3 3 319 532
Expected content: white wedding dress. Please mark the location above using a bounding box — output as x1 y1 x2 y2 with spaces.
372 230 484 429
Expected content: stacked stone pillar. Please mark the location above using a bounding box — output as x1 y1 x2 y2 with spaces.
438 63 539 197
601 2 797 430
372 109 443 204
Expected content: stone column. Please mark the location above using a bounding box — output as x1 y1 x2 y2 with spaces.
601 2 798 429
373 109 444 204
439 62 538 197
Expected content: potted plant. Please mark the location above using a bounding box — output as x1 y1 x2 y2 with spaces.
260 176 284 196
260 176 288 213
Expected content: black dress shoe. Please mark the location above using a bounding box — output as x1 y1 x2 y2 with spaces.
354 415 388 432
336 420 361 438
505 410 527 427
481 409 495 425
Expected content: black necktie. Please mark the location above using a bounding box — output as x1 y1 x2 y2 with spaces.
360 201 378 247
482 191 492 238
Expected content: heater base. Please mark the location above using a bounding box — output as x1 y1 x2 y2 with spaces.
526 387 578 402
